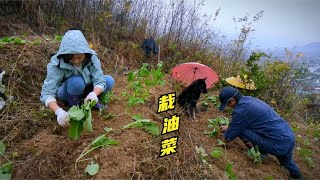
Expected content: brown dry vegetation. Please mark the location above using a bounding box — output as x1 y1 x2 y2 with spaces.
0 0 319 179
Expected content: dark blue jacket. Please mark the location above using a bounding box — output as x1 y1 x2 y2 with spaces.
141 37 159 57
224 96 294 143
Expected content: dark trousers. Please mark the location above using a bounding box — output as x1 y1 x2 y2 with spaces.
240 129 302 178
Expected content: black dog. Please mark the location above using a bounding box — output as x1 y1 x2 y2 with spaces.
178 78 208 120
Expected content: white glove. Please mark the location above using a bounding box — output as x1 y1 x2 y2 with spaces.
84 92 98 103
55 108 70 127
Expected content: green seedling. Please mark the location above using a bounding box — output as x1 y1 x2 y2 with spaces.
124 62 165 108
128 96 145 107
0 36 26 45
85 161 99 176
201 95 220 110
225 162 237 180
195 146 208 165
67 100 97 140
217 116 230 126
54 35 63 42
104 127 113 133
0 36 15 43
100 91 114 104
0 141 13 180
204 129 219 137
0 162 12 180
13 37 26 45
211 147 224 159
217 139 228 160
138 63 150 78
75 134 119 170
247 145 262 164
297 147 314 168
205 116 230 137
202 101 209 109
123 114 160 136
207 95 220 108
32 39 42 45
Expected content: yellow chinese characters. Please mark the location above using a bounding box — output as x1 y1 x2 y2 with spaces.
160 137 178 157
162 115 180 134
157 92 176 113
157 92 180 157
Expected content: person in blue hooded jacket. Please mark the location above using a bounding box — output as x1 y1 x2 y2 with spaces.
40 29 115 127
218 86 302 179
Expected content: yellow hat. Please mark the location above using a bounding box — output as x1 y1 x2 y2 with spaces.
225 75 256 90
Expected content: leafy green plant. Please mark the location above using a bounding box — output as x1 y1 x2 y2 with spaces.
0 36 15 43
0 162 12 180
204 128 219 137
104 127 113 133
201 95 220 110
12 37 26 45
0 36 26 46
125 62 165 108
225 162 237 180
211 147 224 159
128 96 145 107
75 134 119 170
123 114 160 136
54 35 63 42
100 91 114 104
206 95 220 108
0 141 12 180
297 147 314 168
204 116 230 137
32 39 42 45
195 146 208 165
85 161 99 176
201 101 209 109
247 145 262 164
67 100 97 140
0 36 43 46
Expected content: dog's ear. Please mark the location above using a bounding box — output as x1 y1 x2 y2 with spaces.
203 77 207 81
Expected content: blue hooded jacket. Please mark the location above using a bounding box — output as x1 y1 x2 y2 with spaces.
224 96 294 143
40 30 106 107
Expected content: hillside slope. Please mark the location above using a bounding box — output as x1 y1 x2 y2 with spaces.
0 35 319 180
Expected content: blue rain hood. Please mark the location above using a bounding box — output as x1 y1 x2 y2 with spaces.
56 30 96 56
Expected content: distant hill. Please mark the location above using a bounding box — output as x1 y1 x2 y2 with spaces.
295 42 320 57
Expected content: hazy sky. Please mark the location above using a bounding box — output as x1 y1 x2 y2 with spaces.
202 0 320 49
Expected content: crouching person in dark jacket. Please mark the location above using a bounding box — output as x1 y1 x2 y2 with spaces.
219 86 302 179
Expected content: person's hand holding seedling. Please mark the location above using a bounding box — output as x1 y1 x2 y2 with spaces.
55 108 70 127
84 92 99 103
